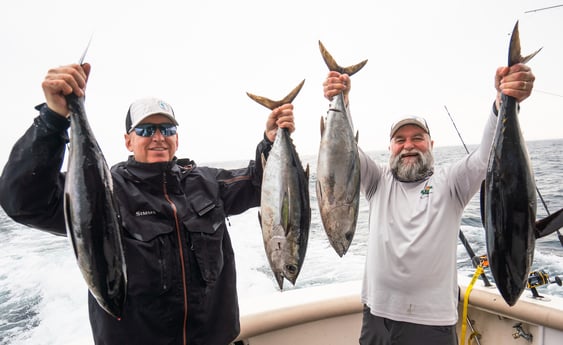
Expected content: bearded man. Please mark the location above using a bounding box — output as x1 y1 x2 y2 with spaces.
322 61 535 345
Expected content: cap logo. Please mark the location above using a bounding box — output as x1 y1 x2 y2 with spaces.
159 100 169 112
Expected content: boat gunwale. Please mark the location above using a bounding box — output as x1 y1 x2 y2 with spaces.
235 279 563 342
459 275 563 331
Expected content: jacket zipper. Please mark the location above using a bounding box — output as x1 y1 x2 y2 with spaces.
162 173 188 345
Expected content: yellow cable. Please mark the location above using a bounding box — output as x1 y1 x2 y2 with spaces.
460 265 484 345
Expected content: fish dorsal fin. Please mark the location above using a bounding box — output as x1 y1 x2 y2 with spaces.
246 80 305 110
318 40 368 76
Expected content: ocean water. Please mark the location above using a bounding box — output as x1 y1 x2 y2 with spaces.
1 139 562 345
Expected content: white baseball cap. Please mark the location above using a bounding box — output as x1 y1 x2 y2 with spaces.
125 97 179 133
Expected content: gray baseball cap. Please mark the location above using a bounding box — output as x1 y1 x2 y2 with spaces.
390 116 430 139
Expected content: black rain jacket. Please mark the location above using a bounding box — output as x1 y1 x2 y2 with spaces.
0 104 273 345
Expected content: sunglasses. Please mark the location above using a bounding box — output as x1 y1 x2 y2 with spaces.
132 123 177 137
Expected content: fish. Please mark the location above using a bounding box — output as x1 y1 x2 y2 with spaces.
63 40 127 318
483 21 543 306
247 80 311 290
316 41 366 257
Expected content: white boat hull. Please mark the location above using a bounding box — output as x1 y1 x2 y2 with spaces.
232 278 563 345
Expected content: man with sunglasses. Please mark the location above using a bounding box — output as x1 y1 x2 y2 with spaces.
322 62 535 345
0 62 295 345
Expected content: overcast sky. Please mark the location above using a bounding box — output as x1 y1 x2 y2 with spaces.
1 0 562 167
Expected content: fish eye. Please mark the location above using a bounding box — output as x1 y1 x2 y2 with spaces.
285 264 298 275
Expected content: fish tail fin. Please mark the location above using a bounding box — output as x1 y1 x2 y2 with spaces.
318 40 368 76
508 21 542 66
521 47 542 64
246 79 305 110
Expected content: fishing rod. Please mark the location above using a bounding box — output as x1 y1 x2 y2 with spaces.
443 105 491 286
444 105 563 246
525 4 563 13
459 230 491 286
534 89 563 98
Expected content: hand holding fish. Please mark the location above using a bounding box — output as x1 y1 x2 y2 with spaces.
323 71 351 106
495 63 535 110
41 63 91 117
265 103 295 142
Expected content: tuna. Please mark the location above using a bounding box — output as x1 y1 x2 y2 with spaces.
316 41 366 257
63 40 127 318
483 21 542 306
247 80 311 290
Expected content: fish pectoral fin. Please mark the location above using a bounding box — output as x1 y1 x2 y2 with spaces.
305 163 310 180
281 193 291 235
355 130 359 143
535 207 563 239
316 180 323 199
479 180 487 229
64 194 79 259
320 116 325 136
258 211 263 230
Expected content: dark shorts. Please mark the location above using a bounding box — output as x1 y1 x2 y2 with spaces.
359 305 458 345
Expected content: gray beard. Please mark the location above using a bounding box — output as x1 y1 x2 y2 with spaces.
389 149 434 182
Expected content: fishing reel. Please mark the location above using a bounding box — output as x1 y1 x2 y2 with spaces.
527 270 562 299
477 255 489 268
469 255 490 272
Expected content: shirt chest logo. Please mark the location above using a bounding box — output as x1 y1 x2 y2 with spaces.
420 185 433 198
135 210 157 217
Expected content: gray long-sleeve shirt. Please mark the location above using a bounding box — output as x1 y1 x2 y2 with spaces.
359 109 497 325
